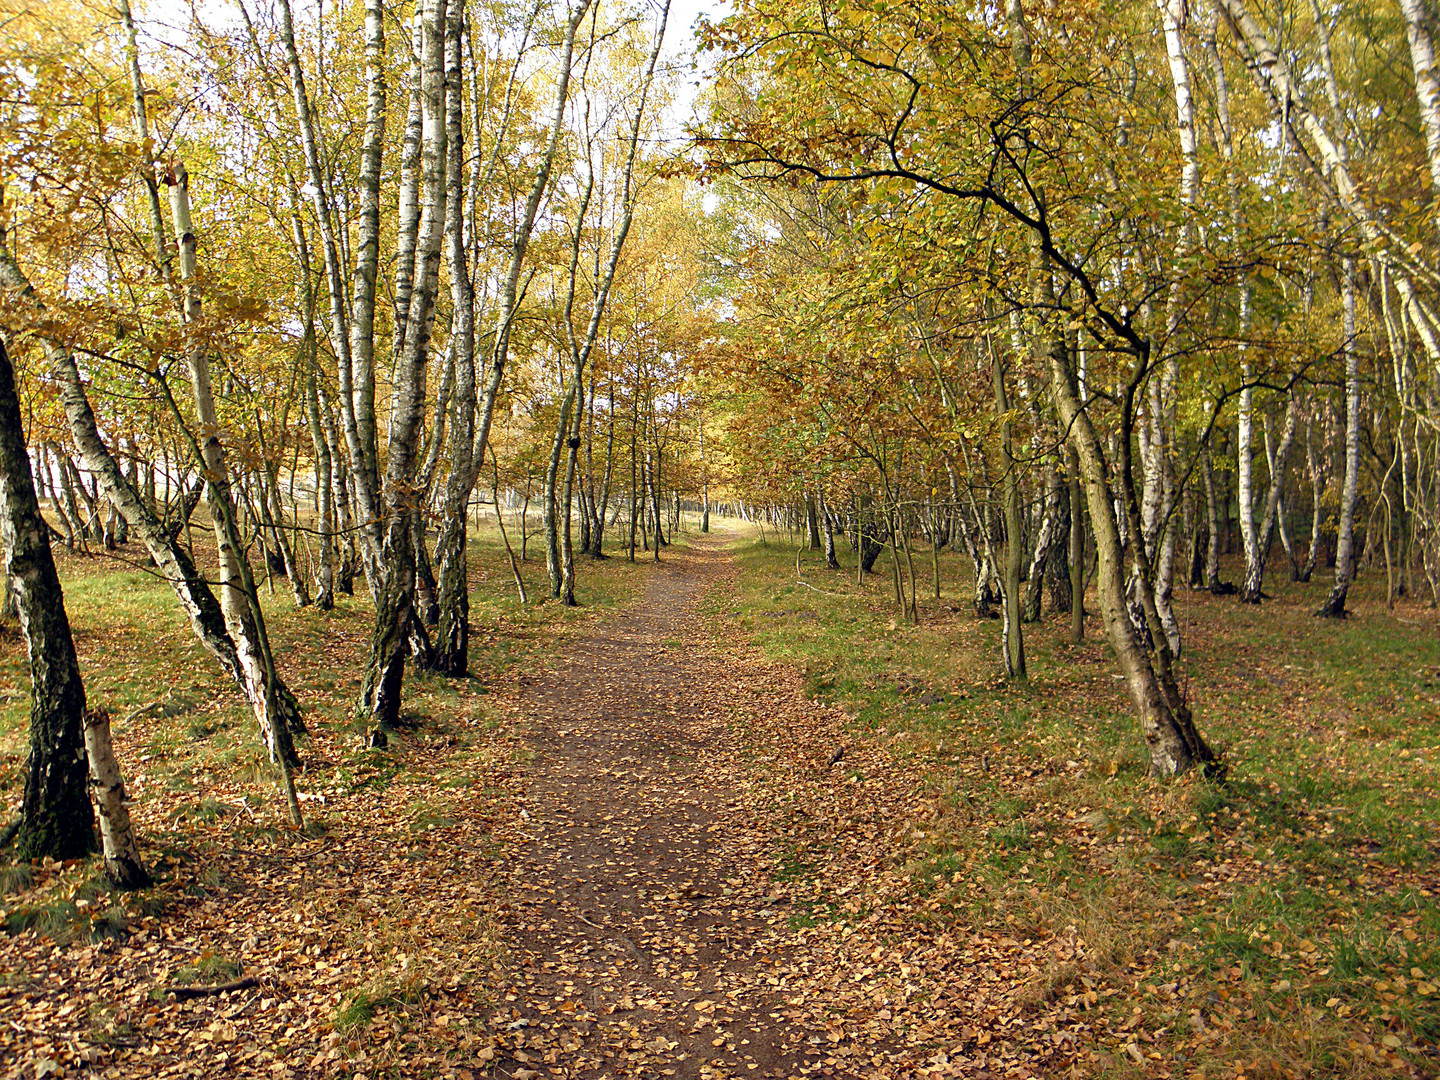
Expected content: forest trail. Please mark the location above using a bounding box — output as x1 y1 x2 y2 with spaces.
485 535 884 1080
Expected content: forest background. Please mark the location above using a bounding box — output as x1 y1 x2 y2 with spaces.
1 0 1439 1075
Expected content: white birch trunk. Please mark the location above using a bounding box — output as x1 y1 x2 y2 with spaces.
358 0 448 738
1219 0 1440 362
165 163 303 826
1322 259 1362 616
276 0 385 571
1399 0 1440 231
83 708 149 888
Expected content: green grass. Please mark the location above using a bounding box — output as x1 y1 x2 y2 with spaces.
333 973 429 1030
0 517 645 790
0 517 647 980
2 862 131 944
168 952 241 986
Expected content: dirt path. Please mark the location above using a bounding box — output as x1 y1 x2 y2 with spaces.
484 539 880 1080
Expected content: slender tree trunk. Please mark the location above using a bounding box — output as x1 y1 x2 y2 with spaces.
992 350 1025 677
306 368 336 611
82 708 149 888
1202 446 1231 594
593 378 616 558
260 458 310 608
544 382 574 598
1048 340 1217 777
1399 0 1440 234
699 411 710 533
1320 259 1361 617
433 0 592 639
1068 445 1085 643
1222 0 1440 365
391 16 426 374
55 453 86 553
275 0 386 573
43 446 75 550
1302 399 1326 582
1239 397 1298 602
1023 458 1061 622
359 0 447 737
0 228 306 737
492 464 528 603
820 488 839 569
432 0 477 674
165 164 303 824
629 387 639 562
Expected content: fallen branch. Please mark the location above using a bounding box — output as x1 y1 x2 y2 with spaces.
122 697 169 724
165 976 258 1000
794 577 850 599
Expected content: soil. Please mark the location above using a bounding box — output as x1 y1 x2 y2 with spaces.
484 538 881 1079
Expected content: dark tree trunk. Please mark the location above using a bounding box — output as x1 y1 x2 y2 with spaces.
1045 482 1073 614
819 489 839 569
0 337 95 861
359 521 415 746
860 521 885 573
1320 260 1360 618
414 515 439 626
1068 445 1085 643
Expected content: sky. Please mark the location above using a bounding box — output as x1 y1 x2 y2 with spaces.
659 0 725 130
133 0 725 149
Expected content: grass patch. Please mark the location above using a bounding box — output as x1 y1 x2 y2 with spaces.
168 952 241 987
333 972 429 1030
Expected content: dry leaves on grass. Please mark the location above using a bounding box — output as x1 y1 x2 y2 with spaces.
3 711 522 1080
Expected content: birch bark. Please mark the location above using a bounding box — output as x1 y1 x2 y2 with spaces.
1399 0 1440 232
276 0 385 570
165 163 303 825
1219 0 1440 361
1240 397 1299 601
358 0 447 739
431 0 593 666
0 242 308 727
1320 260 1361 617
434 0 478 673
0 337 96 863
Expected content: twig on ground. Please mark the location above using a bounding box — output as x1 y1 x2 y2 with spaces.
122 697 169 724
795 577 849 599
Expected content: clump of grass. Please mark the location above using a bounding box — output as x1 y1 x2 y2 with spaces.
0 862 35 895
408 810 455 832
4 893 128 944
333 969 430 1031
988 819 1031 851
170 797 236 824
170 952 241 986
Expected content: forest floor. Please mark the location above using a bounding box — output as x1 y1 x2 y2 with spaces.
3 522 1439 1079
